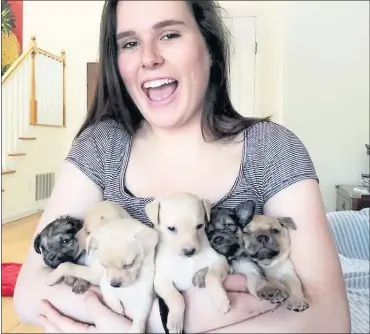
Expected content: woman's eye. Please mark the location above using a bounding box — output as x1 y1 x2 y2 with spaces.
161 33 180 41
61 239 70 245
122 41 138 49
196 223 204 230
167 226 177 232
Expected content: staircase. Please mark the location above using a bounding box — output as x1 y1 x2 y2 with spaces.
2 36 67 223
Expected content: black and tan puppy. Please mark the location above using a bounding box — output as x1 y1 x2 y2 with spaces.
33 216 90 294
242 214 309 312
194 200 309 311
194 201 290 306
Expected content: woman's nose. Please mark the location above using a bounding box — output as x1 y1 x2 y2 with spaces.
140 44 164 68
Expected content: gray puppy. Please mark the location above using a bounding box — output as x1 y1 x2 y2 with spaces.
33 216 90 294
193 200 290 306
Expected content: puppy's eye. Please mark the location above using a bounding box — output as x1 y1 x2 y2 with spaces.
167 226 177 232
61 239 71 245
271 228 280 234
124 260 135 269
196 223 204 230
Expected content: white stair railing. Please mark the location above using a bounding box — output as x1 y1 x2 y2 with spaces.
34 48 65 126
1 36 66 171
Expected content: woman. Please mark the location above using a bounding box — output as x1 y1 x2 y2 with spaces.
14 0 350 332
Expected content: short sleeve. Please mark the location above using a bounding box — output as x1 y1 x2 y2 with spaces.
261 122 319 203
65 123 107 191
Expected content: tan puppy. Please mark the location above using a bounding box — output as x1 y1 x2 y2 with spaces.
145 192 230 334
84 200 130 234
47 218 159 333
241 215 310 312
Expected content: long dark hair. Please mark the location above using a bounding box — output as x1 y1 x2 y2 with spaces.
76 0 270 141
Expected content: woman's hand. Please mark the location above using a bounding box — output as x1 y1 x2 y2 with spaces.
38 291 132 333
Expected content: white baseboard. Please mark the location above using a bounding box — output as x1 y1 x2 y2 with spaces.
2 207 45 224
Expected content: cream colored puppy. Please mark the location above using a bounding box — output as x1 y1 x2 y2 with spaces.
47 218 158 333
145 192 230 334
84 200 130 234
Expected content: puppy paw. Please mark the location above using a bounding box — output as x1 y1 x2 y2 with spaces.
215 295 231 314
167 309 184 333
46 262 72 286
64 276 77 287
192 267 208 288
72 279 90 294
257 284 289 304
211 290 231 314
287 298 310 312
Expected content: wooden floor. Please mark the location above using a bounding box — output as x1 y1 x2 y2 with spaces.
2 213 44 333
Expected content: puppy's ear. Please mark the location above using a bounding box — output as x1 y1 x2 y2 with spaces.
68 217 83 234
202 199 212 222
277 217 297 230
86 234 98 256
145 199 161 226
235 200 255 228
33 234 42 254
135 226 159 254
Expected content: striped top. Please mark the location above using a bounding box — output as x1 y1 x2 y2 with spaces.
65 119 319 225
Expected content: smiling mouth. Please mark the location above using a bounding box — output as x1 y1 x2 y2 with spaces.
142 78 179 102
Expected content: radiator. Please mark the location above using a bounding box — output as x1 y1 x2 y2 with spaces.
35 172 55 201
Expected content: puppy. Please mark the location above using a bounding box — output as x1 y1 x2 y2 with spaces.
197 201 289 305
33 216 90 294
47 217 159 333
195 201 309 312
145 192 230 334
241 214 309 312
84 200 130 234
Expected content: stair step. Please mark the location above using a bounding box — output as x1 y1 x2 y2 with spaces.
8 153 26 157
2 170 16 175
19 137 36 140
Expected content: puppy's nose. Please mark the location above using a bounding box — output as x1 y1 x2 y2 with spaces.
110 280 121 288
46 253 57 261
183 248 196 257
257 235 269 244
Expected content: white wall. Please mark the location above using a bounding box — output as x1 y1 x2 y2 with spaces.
281 1 369 211
2 126 67 223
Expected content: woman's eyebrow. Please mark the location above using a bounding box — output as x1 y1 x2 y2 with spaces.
116 20 186 41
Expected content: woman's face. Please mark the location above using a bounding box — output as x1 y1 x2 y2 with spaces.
116 1 211 130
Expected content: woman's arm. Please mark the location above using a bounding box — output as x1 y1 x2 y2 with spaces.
14 161 104 326
207 179 350 333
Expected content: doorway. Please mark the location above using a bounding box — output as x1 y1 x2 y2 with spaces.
86 62 99 111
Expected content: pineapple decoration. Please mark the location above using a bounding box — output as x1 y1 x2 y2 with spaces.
2 0 21 76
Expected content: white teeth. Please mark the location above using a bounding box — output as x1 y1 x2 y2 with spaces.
143 78 176 89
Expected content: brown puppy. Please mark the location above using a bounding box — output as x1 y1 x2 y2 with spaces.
241 215 309 312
